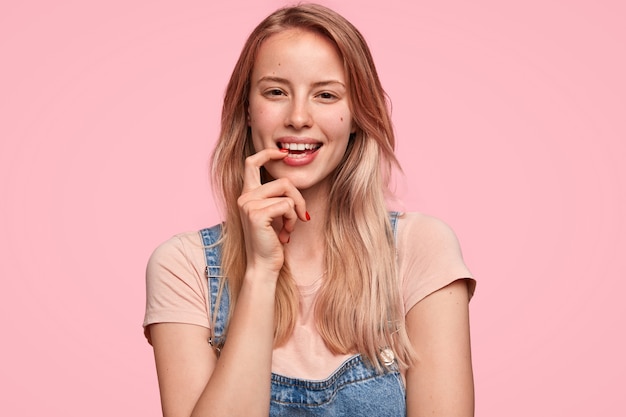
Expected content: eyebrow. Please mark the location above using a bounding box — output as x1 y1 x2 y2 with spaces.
256 76 346 89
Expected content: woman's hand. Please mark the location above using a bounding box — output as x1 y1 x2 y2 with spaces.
237 148 309 274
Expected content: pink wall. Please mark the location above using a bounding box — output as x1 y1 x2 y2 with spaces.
1 1 624 415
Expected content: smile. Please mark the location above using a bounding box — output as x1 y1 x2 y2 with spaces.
277 142 322 152
276 141 322 166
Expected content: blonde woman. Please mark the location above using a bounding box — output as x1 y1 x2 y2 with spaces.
144 4 476 416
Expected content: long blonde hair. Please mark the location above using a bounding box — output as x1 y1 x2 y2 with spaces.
210 3 414 371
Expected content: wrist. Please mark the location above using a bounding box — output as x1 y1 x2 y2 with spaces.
243 266 280 288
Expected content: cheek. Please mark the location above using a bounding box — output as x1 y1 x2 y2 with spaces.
319 110 353 138
248 102 270 151
339 115 357 134
248 101 280 131
248 118 263 153
250 128 265 153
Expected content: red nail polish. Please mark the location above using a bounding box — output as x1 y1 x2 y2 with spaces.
306 211 311 221
279 148 289 153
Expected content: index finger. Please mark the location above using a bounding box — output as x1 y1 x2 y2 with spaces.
243 148 287 192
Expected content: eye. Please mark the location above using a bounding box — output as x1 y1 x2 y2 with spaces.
317 92 338 101
265 89 285 97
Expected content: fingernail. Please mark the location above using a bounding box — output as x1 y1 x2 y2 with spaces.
279 148 289 153
306 211 311 221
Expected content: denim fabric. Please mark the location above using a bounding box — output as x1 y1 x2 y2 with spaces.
199 226 229 352
199 212 405 416
268 355 405 416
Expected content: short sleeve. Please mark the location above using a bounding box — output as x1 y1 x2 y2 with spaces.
397 212 476 314
143 232 210 344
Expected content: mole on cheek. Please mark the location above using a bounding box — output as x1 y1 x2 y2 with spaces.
340 117 344 122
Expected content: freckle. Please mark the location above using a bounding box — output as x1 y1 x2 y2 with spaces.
340 117 344 122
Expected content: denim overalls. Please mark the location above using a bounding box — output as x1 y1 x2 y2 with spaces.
199 213 406 416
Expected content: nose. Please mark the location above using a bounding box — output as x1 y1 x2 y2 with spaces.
285 98 313 130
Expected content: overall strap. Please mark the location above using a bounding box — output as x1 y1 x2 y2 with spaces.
199 224 229 353
388 211 399 240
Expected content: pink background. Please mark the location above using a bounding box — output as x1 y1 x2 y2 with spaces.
1 0 624 415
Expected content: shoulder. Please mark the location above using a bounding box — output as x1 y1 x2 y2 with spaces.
396 211 457 234
144 229 217 339
147 230 207 274
396 212 464 254
145 230 209 300
395 212 475 310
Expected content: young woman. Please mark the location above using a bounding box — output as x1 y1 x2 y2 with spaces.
144 4 476 416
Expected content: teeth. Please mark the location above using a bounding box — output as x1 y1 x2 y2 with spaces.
279 143 321 151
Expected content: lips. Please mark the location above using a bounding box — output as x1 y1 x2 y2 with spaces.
276 140 322 166
277 141 322 160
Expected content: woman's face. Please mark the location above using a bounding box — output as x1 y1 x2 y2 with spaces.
247 28 355 191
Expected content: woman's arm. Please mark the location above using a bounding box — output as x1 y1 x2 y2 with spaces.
150 323 215 417
405 279 475 417
149 149 308 417
150 268 278 417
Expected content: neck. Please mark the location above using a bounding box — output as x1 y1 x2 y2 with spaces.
280 181 330 285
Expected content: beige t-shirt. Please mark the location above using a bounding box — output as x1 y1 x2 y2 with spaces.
143 212 475 380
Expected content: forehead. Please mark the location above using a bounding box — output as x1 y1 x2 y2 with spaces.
251 28 345 80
